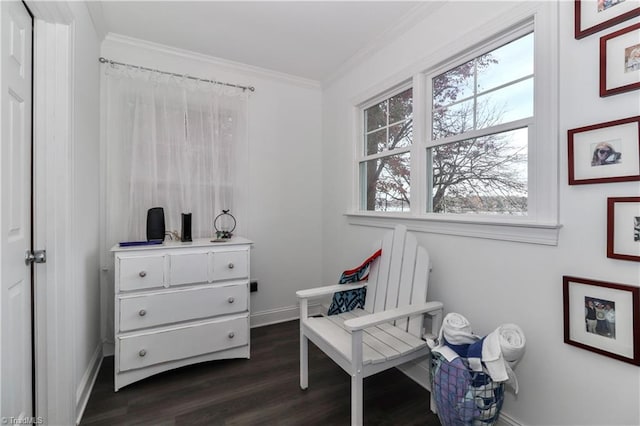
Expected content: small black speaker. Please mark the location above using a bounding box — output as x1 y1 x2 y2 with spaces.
146 207 165 241
181 213 192 242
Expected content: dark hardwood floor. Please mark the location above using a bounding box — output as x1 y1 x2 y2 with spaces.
81 320 441 425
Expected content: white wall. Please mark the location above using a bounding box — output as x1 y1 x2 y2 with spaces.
99 35 323 333
321 1 640 425
67 2 103 421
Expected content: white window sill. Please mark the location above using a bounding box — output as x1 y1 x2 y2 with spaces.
345 212 562 246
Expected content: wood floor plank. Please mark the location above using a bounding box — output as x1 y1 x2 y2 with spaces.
80 320 440 425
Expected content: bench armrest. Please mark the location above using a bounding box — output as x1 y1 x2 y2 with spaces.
296 282 367 299
343 301 444 331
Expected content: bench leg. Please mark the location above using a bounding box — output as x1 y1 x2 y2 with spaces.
351 330 363 425
430 390 437 414
300 333 308 390
300 300 309 390
351 371 363 425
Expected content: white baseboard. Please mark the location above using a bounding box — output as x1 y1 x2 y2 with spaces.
250 305 298 328
75 343 104 425
250 303 322 328
497 411 523 426
102 340 114 357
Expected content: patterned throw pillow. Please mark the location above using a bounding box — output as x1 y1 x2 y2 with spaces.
327 249 381 315
327 287 367 315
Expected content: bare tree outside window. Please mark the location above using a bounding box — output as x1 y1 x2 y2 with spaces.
362 88 412 212
430 32 533 215
429 127 528 214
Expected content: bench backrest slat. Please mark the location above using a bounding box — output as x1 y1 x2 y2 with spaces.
365 225 430 338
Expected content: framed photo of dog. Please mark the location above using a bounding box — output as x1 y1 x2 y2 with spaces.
600 22 640 97
607 197 640 261
568 115 640 185
575 0 640 39
563 276 640 366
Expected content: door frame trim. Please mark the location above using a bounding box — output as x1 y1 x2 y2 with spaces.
26 2 76 424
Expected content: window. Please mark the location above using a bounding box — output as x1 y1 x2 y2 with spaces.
104 66 247 242
428 32 533 215
352 10 559 244
360 87 412 212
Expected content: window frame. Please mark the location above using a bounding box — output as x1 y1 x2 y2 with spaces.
357 82 414 213
425 24 534 217
349 4 560 245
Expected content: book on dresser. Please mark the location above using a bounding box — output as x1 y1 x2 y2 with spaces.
111 237 253 391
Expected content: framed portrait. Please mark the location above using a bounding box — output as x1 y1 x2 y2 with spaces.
600 22 640 96
575 0 640 39
568 115 640 185
563 276 640 365
607 197 640 261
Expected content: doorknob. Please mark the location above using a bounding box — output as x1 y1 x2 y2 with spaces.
25 249 47 265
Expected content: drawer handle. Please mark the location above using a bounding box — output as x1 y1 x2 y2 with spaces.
228 262 234 269
138 309 147 317
228 331 235 339
227 297 235 304
139 271 147 278
139 349 147 357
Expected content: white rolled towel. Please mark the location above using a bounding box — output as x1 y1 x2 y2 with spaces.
439 312 480 344
498 323 526 368
469 323 526 393
430 313 481 359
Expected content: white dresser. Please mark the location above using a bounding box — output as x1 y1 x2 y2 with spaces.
111 237 252 391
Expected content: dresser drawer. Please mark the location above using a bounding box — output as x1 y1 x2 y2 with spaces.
212 250 248 281
118 315 249 372
119 283 248 332
169 252 209 286
118 255 165 291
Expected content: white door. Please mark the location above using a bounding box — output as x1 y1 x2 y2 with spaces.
1 0 33 421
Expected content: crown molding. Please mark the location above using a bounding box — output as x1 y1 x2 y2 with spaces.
103 33 322 91
322 2 445 88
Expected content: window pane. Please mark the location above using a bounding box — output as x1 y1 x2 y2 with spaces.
432 98 474 139
389 122 412 150
429 128 528 215
366 128 387 155
365 88 413 154
433 62 475 109
477 33 534 93
361 152 410 212
365 100 387 132
389 88 413 124
475 77 533 129
432 32 534 142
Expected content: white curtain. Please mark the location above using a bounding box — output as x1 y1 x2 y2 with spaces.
103 64 248 246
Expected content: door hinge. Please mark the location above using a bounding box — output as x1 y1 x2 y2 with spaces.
25 249 46 265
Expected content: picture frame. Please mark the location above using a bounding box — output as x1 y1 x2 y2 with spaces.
600 22 640 97
607 197 640 261
563 276 640 366
575 0 640 39
568 115 640 185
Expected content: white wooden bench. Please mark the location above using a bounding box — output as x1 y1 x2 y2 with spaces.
296 224 444 425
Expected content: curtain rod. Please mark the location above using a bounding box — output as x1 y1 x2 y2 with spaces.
99 57 256 92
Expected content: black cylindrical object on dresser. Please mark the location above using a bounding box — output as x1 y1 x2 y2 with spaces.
181 213 192 242
146 207 165 241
